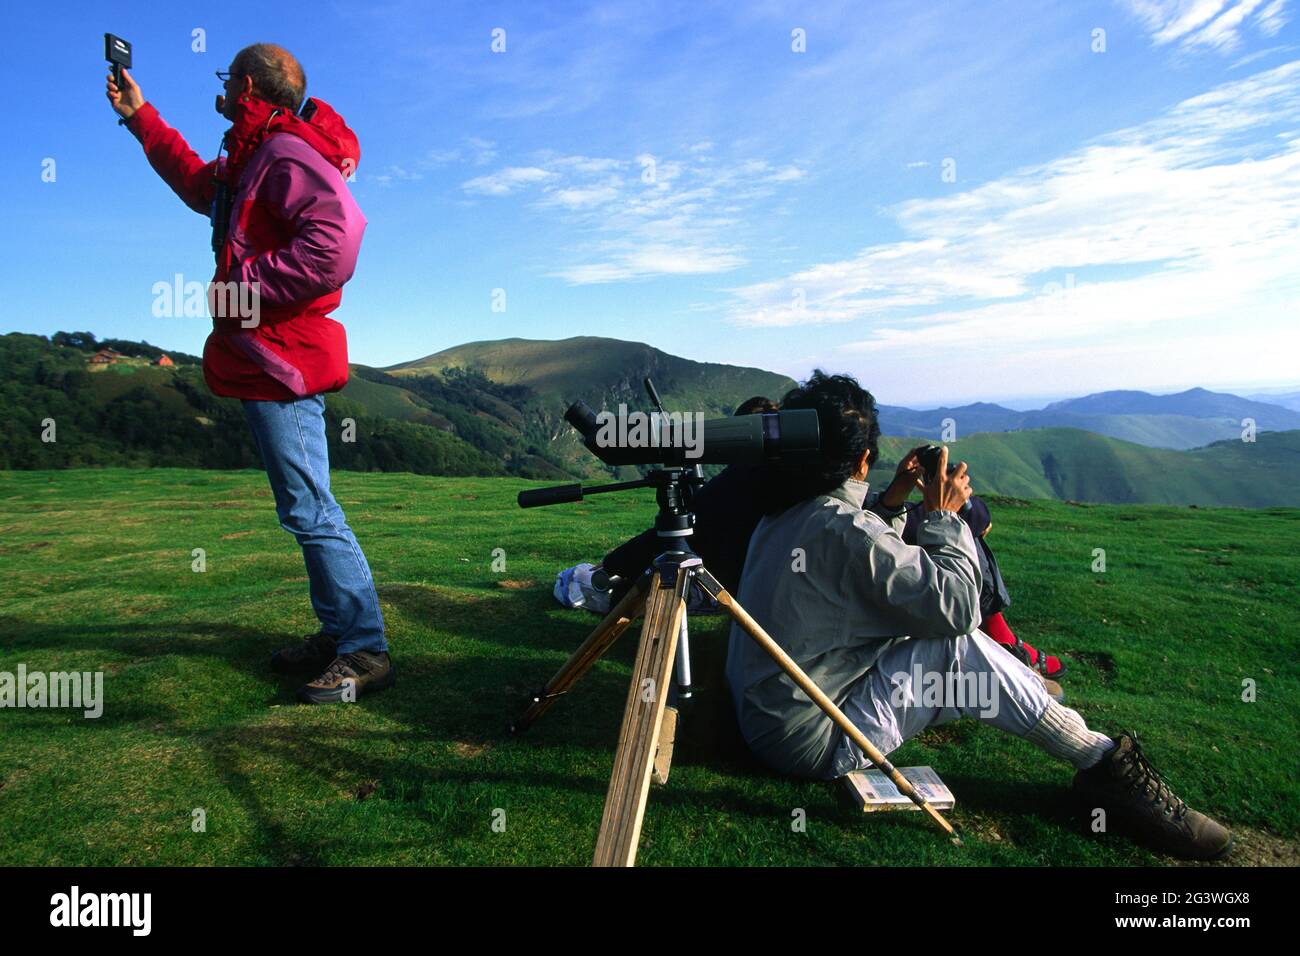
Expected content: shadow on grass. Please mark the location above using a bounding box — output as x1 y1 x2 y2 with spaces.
0 595 1123 865
0 597 763 863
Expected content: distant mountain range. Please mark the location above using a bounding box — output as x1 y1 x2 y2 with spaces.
1246 390 1300 413
876 388 1300 449
3 330 1298 508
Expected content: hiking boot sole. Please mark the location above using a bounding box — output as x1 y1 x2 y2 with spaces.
1202 832 1234 861
1073 792 1234 861
296 666 395 705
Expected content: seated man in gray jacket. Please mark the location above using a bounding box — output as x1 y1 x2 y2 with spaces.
725 370 1231 860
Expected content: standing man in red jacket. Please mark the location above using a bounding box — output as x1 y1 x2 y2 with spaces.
107 44 393 704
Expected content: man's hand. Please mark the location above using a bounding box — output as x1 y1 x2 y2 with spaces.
881 444 927 509
106 68 144 120
918 445 972 514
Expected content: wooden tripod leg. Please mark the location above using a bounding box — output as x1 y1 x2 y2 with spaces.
592 567 689 866
708 579 961 845
652 705 678 786
510 574 649 735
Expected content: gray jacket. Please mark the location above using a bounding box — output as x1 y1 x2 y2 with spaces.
724 478 983 779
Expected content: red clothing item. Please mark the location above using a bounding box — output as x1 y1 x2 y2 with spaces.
982 611 1066 678
981 611 1018 646
126 95 365 400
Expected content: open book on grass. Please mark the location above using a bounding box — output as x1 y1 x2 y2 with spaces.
842 765 955 812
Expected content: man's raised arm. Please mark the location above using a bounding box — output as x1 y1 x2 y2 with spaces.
108 68 216 215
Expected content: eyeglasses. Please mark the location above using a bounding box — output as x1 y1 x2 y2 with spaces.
215 70 239 82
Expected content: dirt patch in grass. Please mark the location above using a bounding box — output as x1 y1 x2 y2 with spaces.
0 540 52 555
957 810 1014 846
1184 826 1300 867
99 658 155 676
0 768 31 792
221 531 256 540
495 579 536 590
916 723 977 747
353 780 379 801
1069 651 1116 684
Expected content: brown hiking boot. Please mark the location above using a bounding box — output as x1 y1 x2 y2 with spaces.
297 651 395 704
1073 732 1232 860
271 630 339 674
1041 676 1065 702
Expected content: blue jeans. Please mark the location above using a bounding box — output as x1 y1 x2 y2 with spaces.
242 395 387 655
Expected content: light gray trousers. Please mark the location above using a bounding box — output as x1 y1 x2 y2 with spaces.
828 630 1104 777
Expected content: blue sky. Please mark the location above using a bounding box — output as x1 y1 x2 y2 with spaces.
5 0 1298 405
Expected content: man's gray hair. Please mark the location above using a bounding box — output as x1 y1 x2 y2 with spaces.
232 43 307 113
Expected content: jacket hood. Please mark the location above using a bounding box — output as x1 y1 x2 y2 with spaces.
292 98 361 174
224 94 360 178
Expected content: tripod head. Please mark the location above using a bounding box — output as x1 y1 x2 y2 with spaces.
519 382 714 602
519 462 708 602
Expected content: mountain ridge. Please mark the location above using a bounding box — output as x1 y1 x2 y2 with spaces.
4 330 1298 508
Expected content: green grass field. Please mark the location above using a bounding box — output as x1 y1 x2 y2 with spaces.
1 468 1297 866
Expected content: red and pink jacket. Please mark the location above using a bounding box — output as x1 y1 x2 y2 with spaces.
126 94 365 400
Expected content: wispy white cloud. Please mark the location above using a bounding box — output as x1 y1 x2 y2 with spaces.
725 60 1300 370
465 137 499 165
373 138 499 186
460 150 808 282
461 166 556 196
1228 42 1299 68
1120 0 1292 53
1257 0 1293 34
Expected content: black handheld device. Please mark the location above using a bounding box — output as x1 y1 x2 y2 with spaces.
105 33 132 88
917 444 952 482
917 443 974 514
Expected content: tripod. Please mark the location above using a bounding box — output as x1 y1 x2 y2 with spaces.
510 466 960 866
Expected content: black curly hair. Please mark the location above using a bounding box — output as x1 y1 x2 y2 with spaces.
733 395 779 416
761 370 880 514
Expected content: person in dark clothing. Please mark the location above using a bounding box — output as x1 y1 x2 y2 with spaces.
599 396 777 594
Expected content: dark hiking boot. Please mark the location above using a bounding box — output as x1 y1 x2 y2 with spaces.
1005 637 1067 679
271 630 339 674
1073 732 1232 860
296 651 395 704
